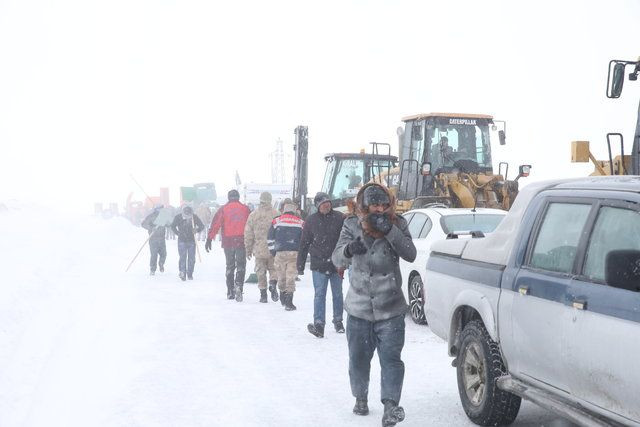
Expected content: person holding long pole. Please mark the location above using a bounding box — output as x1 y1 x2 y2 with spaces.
171 205 204 281
141 205 169 276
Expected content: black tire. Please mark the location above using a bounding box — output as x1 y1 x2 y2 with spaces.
456 320 521 426
408 275 427 325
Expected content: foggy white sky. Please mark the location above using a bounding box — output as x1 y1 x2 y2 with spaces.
1 0 639 210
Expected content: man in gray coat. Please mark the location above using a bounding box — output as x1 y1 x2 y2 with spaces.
332 183 416 427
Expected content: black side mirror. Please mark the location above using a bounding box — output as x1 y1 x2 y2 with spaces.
498 130 506 145
605 250 640 292
610 62 626 98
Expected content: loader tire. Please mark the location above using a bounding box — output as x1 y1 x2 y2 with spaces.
456 320 521 426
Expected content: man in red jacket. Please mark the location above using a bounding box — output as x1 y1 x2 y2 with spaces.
205 189 250 301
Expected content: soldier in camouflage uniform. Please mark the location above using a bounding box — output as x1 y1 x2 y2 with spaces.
244 192 280 303
268 203 304 311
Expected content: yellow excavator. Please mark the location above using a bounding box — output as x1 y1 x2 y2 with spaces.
571 57 640 175
391 113 530 212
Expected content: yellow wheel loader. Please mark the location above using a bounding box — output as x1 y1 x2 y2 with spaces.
392 113 530 212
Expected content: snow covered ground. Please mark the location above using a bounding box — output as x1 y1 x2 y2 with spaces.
0 205 575 426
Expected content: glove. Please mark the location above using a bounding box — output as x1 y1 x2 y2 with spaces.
246 253 252 261
297 269 304 275
345 237 367 258
368 213 393 235
205 238 212 252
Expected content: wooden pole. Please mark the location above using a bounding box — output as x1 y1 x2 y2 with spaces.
193 216 202 263
125 233 153 272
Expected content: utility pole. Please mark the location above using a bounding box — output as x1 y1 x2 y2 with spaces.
270 138 286 184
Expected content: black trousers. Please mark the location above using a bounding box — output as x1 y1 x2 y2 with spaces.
224 247 246 289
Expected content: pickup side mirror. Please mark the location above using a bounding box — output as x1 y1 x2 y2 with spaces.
605 250 640 292
421 162 432 176
498 130 506 145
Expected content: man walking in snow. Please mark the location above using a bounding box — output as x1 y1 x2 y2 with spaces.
332 183 416 426
171 205 205 281
244 192 280 303
297 192 345 338
267 202 303 311
141 205 169 276
205 189 250 301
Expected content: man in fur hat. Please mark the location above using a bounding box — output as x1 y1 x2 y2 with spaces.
332 183 416 426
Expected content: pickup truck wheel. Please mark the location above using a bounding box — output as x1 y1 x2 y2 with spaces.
456 320 521 426
408 275 427 325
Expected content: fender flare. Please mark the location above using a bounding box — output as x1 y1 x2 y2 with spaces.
447 289 498 356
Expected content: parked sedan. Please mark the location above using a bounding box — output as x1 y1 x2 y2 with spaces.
399 207 507 324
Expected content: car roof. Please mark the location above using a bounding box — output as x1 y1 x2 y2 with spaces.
404 207 507 217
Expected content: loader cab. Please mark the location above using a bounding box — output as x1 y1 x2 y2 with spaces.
397 113 501 199
321 150 398 209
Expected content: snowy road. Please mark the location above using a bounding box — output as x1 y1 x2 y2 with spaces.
0 212 576 426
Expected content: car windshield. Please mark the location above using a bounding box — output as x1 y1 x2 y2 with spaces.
440 214 504 234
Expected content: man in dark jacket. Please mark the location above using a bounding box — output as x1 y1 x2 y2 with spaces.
205 189 251 301
332 183 416 427
171 205 204 281
268 202 304 311
141 205 169 276
297 192 345 338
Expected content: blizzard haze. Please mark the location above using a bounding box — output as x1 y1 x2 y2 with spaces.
1 0 639 209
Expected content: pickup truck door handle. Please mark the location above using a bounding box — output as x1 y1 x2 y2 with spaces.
518 285 530 296
572 299 587 310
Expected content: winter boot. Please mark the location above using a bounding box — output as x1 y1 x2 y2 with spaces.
353 399 369 416
381 400 405 427
280 291 286 306
259 289 268 303
159 264 164 273
235 284 243 302
307 323 324 338
285 292 297 311
334 320 345 334
268 281 279 302
227 284 235 300
187 273 193 280
179 271 186 281
150 270 155 276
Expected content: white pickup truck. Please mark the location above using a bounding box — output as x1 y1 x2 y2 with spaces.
424 177 640 426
